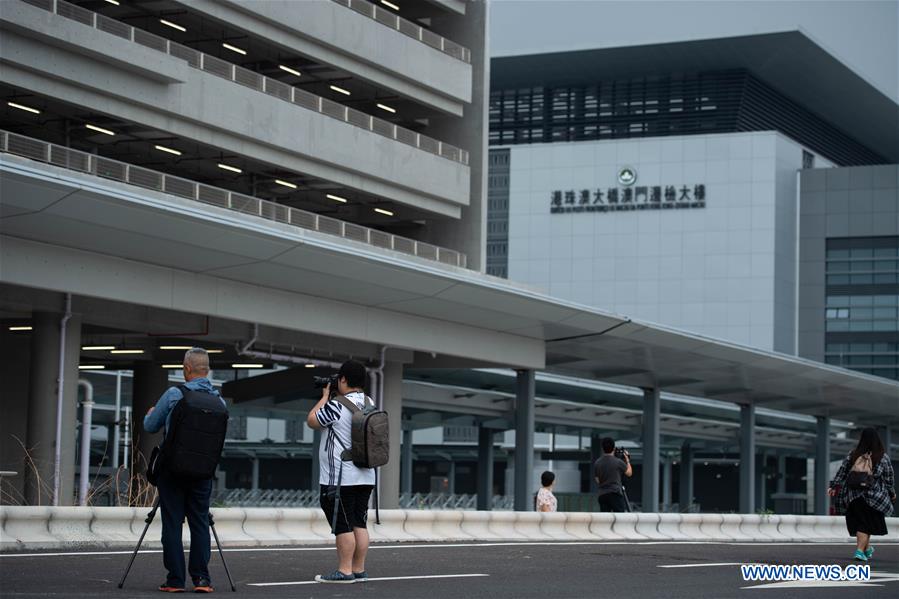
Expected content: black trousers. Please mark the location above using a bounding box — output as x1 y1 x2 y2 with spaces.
597 492 628 512
158 471 213 587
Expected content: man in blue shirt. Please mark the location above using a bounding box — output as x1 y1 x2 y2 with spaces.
144 348 225 593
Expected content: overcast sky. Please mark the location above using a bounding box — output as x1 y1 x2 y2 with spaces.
489 0 899 102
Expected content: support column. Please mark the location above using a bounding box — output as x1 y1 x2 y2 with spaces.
131 362 169 475
1 326 33 504
589 433 602 494
251 458 260 491
379 362 403 508
880 426 893 460
757 451 768 511
679 442 693 509
25 311 81 506
448 460 456 494
513 369 535 512
477 426 494 511
662 456 672 509
310 428 321 489
400 428 413 494
815 416 830 515
777 454 787 494
739 403 756 513
641 387 660 512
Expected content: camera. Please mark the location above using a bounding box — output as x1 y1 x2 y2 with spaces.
313 374 339 390
614 447 629 461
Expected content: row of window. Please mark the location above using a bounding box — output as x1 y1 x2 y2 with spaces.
825 295 899 308
826 274 899 285
826 260 899 273
826 342 899 353
826 247 899 259
826 321 898 332
826 308 898 320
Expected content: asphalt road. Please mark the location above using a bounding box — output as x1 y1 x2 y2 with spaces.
2 541 898 598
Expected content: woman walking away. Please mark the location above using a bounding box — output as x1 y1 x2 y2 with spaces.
536 471 557 513
828 427 896 562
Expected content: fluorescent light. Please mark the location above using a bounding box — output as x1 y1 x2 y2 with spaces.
159 345 192 350
222 42 247 55
159 19 186 32
7 101 41 115
110 349 144 354
162 364 183 369
279 65 301 77
79 365 106 370
381 0 400 10
329 85 351 96
217 163 242 174
305 364 316 368
326 194 347 203
275 179 297 189
154 144 181 156
374 208 394 216
104 0 120 5
82 345 115 351
206 349 224 354
376 103 396 114
86 124 115 136
231 363 264 369
9 326 32 331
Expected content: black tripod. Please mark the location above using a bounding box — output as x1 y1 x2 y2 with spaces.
118 497 236 592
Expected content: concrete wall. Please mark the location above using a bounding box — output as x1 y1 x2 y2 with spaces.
503 131 817 352
798 164 899 362
0 1 470 216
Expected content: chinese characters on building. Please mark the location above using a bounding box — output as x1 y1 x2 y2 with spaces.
550 184 706 213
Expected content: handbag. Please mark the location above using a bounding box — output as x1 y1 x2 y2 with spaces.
846 452 874 490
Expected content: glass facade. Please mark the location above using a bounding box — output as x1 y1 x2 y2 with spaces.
489 69 884 166
486 149 510 278
824 236 899 380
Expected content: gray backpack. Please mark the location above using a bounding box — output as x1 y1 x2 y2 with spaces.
335 395 390 468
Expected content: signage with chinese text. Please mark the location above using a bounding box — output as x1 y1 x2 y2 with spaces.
550 184 706 214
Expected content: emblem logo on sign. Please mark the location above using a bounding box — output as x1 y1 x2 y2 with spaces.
618 166 637 186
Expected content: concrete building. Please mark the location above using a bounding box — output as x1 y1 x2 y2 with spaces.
488 31 899 372
1 3 896 518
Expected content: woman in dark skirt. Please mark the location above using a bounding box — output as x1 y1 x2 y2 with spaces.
828 427 896 562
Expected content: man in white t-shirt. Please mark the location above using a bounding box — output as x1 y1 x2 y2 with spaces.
306 360 375 584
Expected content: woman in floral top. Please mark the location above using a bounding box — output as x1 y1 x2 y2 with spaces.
536 471 557 512
828 427 896 562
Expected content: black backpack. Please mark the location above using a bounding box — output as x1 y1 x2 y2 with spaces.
159 385 229 480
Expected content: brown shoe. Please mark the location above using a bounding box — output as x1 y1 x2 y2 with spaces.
158 584 185 593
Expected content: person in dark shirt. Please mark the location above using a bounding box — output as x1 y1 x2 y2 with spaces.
593 437 633 512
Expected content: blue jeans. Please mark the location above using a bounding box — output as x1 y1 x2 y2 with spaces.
158 471 213 587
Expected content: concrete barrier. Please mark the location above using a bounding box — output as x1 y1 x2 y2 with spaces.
5 506 899 550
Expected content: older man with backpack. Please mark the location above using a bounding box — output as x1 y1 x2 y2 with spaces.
143 348 229 593
307 360 389 584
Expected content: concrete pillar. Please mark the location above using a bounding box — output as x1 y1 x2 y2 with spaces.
880 427 893 459
401 428 413 494
777 454 787 494
25 311 81 506
251 458 260 491
662 456 672 509
477 426 494 510
757 451 768 511
815 416 830 515
641 387 660 512
739 403 756 513
513 369 535 511
448 460 456 494
679 442 693 509
131 362 169 476
589 433 602 494
379 362 403 508
0 327 32 503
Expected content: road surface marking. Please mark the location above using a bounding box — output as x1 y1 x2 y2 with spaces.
249 573 490 586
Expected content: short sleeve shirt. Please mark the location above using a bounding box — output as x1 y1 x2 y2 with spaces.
594 454 627 496
536 487 557 512
316 391 376 487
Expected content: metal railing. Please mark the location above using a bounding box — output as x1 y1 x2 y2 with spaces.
18 0 470 166
216 489 513 510
0 130 468 269
331 0 471 64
